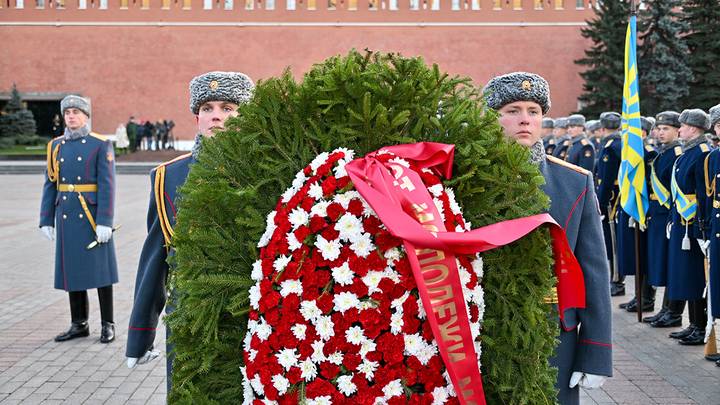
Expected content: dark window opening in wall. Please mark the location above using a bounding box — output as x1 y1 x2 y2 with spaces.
0 99 62 138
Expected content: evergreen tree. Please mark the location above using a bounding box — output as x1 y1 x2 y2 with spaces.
680 0 720 110
0 84 37 140
575 0 631 116
167 51 558 404
638 0 693 115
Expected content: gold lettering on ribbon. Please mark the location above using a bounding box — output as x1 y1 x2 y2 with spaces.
390 164 416 191
459 377 479 405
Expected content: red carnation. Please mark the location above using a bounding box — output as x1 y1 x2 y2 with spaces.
317 293 333 313
348 198 364 216
306 378 337 399
319 362 340 380
343 353 362 371
326 202 345 221
309 216 327 233
322 176 338 196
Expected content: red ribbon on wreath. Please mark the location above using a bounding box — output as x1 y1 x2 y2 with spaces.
346 142 585 405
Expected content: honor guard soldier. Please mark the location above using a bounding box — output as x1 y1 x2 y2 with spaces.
617 117 658 313
486 72 612 405
703 104 720 365
644 112 686 327
125 72 255 382
667 109 712 345
564 114 596 172
547 117 568 156
542 117 555 150
586 120 603 152
552 117 573 159
595 112 624 296
39 95 118 343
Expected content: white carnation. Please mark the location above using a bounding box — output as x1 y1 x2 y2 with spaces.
257 211 277 248
279 279 303 297
428 184 444 197
300 358 318 381
287 231 303 251
331 261 354 286
345 326 365 345
300 300 322 322
384 247 401 263
334 147 355 161
308 182 324 200
272 374 290 396
471 256 484 278
403 333 424 356
362 271 384 293
382 379 404 398
334 190 360 209
358 359 379 380
333 292 360 314
327 351 343 365
336 374 357 396
281 186 297 203
390 312 404 334
359 339 376 357
350 232 375 258
291 323 307 340
250 374 265 397
315 235 342 261
316 315 335 340
432 386 449 405
288 207 310 229
311 340 326 363
241 367 255 405
251 260 263 281
255 320 272 342
433 197 446 223
334 159 348 178
335 214 363 242
292 171 307 190
309 152 329 172
273 254 292 273
307 396 332 405
310 200 330 217
445 188 462 215
275 348 299 371
249 284 261 310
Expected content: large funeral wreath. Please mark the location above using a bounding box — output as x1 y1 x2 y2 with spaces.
166 50 559 404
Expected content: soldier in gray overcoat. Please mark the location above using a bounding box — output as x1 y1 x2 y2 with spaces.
39 95 118 343
485 72 613 405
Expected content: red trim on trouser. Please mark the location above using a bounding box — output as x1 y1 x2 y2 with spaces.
580 339 612 348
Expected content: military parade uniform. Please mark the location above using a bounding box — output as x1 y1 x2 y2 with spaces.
126 151 193 384
667 133 710 344
596 128 624 295
540 149 613 405
704 148 720 320
565 134 596 173
552 134 572 159
40 125 118 341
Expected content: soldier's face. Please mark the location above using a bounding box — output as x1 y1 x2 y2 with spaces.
542 127 553 137
678 123 701 141
196 101 240 137
567 125 584 137
714 122 720 136
63 108 88 130
497 101 543 147
553 127 566 137
655 125 678 144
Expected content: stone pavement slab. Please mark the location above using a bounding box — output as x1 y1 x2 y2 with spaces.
0 174 719 404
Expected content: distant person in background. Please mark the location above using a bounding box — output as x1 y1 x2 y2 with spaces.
166 120 175 149
115 123 130 152
143 121 154 151
136 121 146 151
126 116 138 152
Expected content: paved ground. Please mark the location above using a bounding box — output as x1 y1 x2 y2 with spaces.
0 174 718 404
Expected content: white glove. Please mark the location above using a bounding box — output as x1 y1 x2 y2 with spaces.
698 239 710 256
600 215 605 221
569 372 606 389
126 349 160 368
666 222 672 240
96 225 113 244
40 226 55 241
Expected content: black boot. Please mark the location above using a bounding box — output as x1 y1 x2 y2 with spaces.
679 327 706 345
669 324 696 339
611 282 626 297
98 286 115 344
55 322 89 342
619 297 636 310
626 299 655 313
705 353 720 362
55 291 89 342
643 308 668 323
650 311 682 327
100 321 115 344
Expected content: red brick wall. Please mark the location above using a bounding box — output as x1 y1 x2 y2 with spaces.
0 0 595 144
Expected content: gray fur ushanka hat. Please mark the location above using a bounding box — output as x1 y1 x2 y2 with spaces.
709 104 720 128
60 95 91 117
679 108 711 130
189 71 255 114
484 72 551 114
